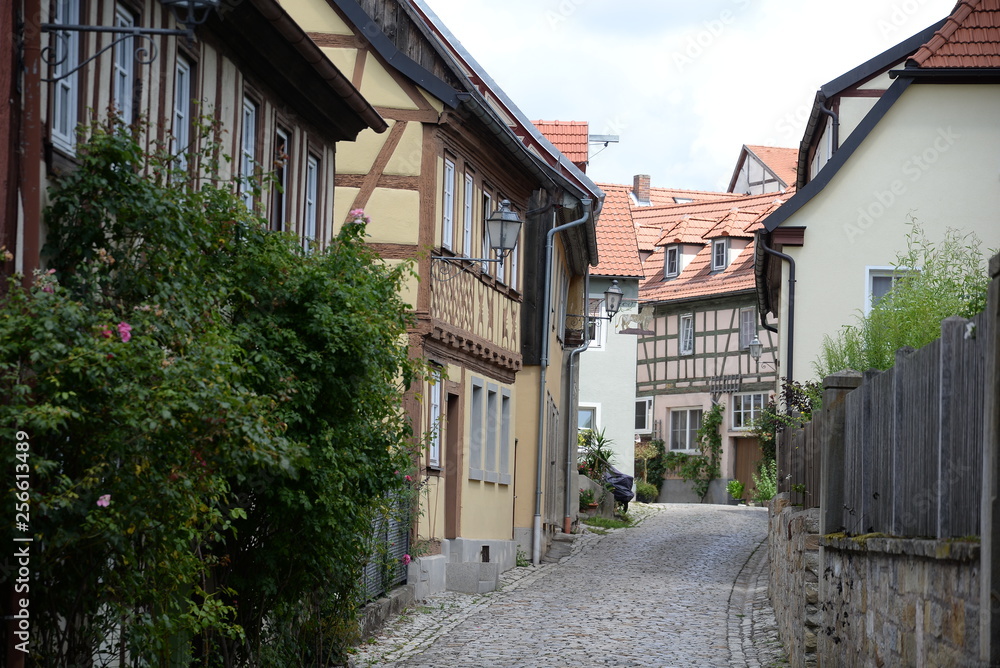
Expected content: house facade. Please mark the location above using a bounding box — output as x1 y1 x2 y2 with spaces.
277 0 603 581
635 191 786 502
756 1 1000 386
2 0 385 283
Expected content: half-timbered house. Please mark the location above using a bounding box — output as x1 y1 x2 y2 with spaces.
276 0 603 584
635 191 787 502
3 0 386 283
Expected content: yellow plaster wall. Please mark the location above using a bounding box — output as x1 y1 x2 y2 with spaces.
460 479 514 539
512 368 541 530
320 46 357 81
358 55 421 110
381 258 419 308
332 186 361 233
276 0 353 34
363 188 421 245
384 122 424 176
337 126 389 175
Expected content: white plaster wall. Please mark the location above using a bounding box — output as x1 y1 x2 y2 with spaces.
579 277 640 477
777 83 1000 383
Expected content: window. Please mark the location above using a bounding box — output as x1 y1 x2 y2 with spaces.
866 267 913 314
499 390 511 484
428 368 442 468
510 241 519 291
732 393 767 430
587 298 606 350
740 307 756 349
270 128 288 232
635 398 653 433
113 6 135 125
442 158 455 250
578 406 597 431
240 98 258 209
670 408 703 451
485 385 498 482
172 58 192 174
462 173 473 254
712 238 729 271
679 314 694 355
303 154 319 249
470 379 484 480
481 191 492 274
469 378 509 484
664 246 679 278
51 0 80 154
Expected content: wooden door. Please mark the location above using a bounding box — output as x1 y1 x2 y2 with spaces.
734 437 763 500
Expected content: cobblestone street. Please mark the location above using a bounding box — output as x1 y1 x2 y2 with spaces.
350 504 788 668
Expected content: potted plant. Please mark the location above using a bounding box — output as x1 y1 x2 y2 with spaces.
579 488 598 510
726 479 745 505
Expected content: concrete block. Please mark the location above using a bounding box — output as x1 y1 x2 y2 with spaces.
408 554 446 601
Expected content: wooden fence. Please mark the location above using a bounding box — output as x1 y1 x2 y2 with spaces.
779 309 991 539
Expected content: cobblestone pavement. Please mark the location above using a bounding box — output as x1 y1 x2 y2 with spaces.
350 504 789 668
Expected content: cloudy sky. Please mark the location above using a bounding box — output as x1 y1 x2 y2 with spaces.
421 0 958 192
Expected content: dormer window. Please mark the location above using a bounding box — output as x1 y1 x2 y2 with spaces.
664 246 679 278
712 239 729 271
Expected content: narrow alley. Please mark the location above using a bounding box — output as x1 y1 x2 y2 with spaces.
351 505 787 668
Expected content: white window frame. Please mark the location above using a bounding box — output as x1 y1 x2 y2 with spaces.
428 368 442 468
739 307 756 350
865 266 915 315
499 390 511 485
664 245 679 278
462 172 474 255
442 158 455 251
679 313 694 356
510 241 519 291
303 154 319 250
635 397 653 433
481 191 493 274
670 407 703 452
578 404 599 432
732 392 767 431
712 238 729 271
172 57 192 174
51 0 80 154
240 98 258 209
587 297 607 351
113 5 135 125
270 127 289 232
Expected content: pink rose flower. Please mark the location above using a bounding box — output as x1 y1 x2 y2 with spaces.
96 494 111 507
100 327 112 339
402 554 411 566
117 322 132 343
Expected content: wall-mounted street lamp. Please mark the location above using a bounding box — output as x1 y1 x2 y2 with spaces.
40 0 221 82
601 280 624 321
431 199 523 281
748 335 763 369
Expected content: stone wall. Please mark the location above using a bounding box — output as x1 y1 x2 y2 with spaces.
768 494 820 668
819 535 980 667
770 494 984 667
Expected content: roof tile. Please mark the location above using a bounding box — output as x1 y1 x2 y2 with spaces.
530 120 590 167
910 0 1000 68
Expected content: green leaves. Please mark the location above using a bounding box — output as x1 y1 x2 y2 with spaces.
5 122 419 664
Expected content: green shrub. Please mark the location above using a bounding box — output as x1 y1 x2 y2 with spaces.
635 480 659 503
752 460 778 503
726 480 745 501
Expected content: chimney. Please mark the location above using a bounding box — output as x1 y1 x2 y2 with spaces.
633 174 651 204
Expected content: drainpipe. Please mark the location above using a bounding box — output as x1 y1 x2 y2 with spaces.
534 198 591 565
563 269 591 534
758 236 795 383
819 101 839 155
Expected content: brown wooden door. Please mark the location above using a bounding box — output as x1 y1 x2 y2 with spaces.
734 437 763 500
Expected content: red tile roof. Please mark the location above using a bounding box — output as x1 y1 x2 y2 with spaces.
910 0 1000 68
744 145 799 187
637 192 791 304
531 120 590 169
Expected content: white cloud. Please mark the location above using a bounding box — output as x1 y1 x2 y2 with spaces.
423 0 955 190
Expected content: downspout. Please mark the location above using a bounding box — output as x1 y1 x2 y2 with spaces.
563 269 591 534
819 101 840 155
534 198 592 565
759 236 795 383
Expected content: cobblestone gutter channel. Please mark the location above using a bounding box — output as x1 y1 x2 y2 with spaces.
350 504 788 667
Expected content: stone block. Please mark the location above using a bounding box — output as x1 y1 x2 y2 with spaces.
445 562 481 594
